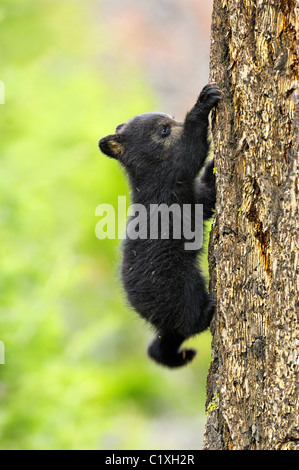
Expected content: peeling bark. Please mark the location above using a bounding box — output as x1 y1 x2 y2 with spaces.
204 0 298 450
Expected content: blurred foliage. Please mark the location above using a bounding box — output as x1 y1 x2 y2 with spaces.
0 0 211 449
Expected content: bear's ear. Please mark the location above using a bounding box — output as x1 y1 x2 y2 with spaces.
98 134 124 159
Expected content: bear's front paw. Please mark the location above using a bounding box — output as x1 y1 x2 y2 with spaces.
197 84 221 113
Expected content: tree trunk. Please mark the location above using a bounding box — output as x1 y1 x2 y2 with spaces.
204 0 298 450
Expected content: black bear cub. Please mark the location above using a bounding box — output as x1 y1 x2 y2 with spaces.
99 84 221 368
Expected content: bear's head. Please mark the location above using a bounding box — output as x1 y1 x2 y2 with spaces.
99 113 184 176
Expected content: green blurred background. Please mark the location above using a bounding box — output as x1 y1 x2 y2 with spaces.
0 0 213 450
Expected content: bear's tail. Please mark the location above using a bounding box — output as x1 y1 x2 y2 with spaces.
148 332 196 368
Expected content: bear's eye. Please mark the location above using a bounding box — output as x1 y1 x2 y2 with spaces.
160 125 171 137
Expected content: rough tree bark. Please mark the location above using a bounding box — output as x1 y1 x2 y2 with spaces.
204 0 298 450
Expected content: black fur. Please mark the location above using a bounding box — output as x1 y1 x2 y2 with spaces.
99 84 221 367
